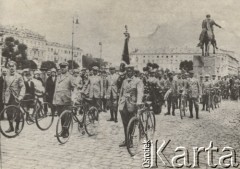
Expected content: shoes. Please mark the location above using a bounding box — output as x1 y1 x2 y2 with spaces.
107 118 114 121
119 141 127 147
62 132 69 138
15 128 20 134
172 113 175 116
114 119 118 123
5 127 14 133
189 116 193 118
164 112 170 116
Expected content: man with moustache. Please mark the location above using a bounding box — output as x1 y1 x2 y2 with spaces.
53 62 74 138
118 65 144 147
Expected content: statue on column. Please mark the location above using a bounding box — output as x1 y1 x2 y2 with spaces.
197 14 222 56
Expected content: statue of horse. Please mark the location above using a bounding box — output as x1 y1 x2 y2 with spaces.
202 31 217 56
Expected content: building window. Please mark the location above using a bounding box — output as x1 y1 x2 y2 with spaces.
171 56 173 58
157 56 159 58
143 56 145 58
166 56 168 58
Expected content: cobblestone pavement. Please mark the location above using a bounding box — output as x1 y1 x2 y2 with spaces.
1 100 240 169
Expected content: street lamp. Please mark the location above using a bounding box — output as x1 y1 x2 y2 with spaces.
72 16 79 70
99 42 102 68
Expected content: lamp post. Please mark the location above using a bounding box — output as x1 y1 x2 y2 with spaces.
72 16 79 70
99 42 102 69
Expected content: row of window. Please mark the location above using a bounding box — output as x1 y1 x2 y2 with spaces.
22 39 45 46
142 59 186 63
143 55 175 58
48 48 80 55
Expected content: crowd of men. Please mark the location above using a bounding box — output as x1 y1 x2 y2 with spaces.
0 60 239 145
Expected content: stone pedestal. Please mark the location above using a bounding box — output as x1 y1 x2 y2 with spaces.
193 55 220 78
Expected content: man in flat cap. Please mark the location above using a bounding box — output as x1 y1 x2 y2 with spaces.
53 62 74 138
3 61 26 133
89 66 103 111
146 69 161 114
101 70 108 112
118 65 144 147
106 67 119 122
202 74 212 111
46 68 57 107
164 72 178 116
186 71 200 119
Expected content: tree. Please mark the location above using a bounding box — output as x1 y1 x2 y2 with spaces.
82 53 109 69
40 61 57 71
67 60 79 69
179 60 193 72
82 54 94 69
22 60 38 69
2 37 28 68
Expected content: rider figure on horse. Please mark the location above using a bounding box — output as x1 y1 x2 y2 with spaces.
197 14 222 49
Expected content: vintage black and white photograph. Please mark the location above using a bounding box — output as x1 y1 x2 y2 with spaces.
0 0 240 168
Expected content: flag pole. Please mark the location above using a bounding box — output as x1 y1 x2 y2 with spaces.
71 17 74 71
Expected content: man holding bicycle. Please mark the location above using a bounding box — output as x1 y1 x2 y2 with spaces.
3 61 26 133
118 65 144 147
53 62 74 138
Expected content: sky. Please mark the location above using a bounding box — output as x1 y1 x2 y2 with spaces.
1 0 240 65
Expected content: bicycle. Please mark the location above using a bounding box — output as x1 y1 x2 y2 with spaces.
179 89 188 120
126 100 156 156
0 89 54 138
55 98 99 144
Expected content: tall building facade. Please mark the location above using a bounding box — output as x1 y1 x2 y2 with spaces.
46 42 82 68
130 47 239 76
0 25 82 68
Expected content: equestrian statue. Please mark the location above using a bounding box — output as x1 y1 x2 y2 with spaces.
197 14 222 56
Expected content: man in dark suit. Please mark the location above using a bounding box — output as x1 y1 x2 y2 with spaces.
46 68 57 105
45 68 57 113
23 71 35 110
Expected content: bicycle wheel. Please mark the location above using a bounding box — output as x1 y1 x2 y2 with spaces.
56 110 73 144
127 117 147 156
35 102 54 131
85 106 99 136
0 105 25 138
145 110 155 140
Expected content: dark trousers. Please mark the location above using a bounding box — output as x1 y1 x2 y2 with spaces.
202 94 209 110
6 95 20 129
102 98 107 111
167 94 176 115
120 105 134 143
0 102 4 120
92 98 102 112
189 98 199 118
56 105 70 134
108 96 118 120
